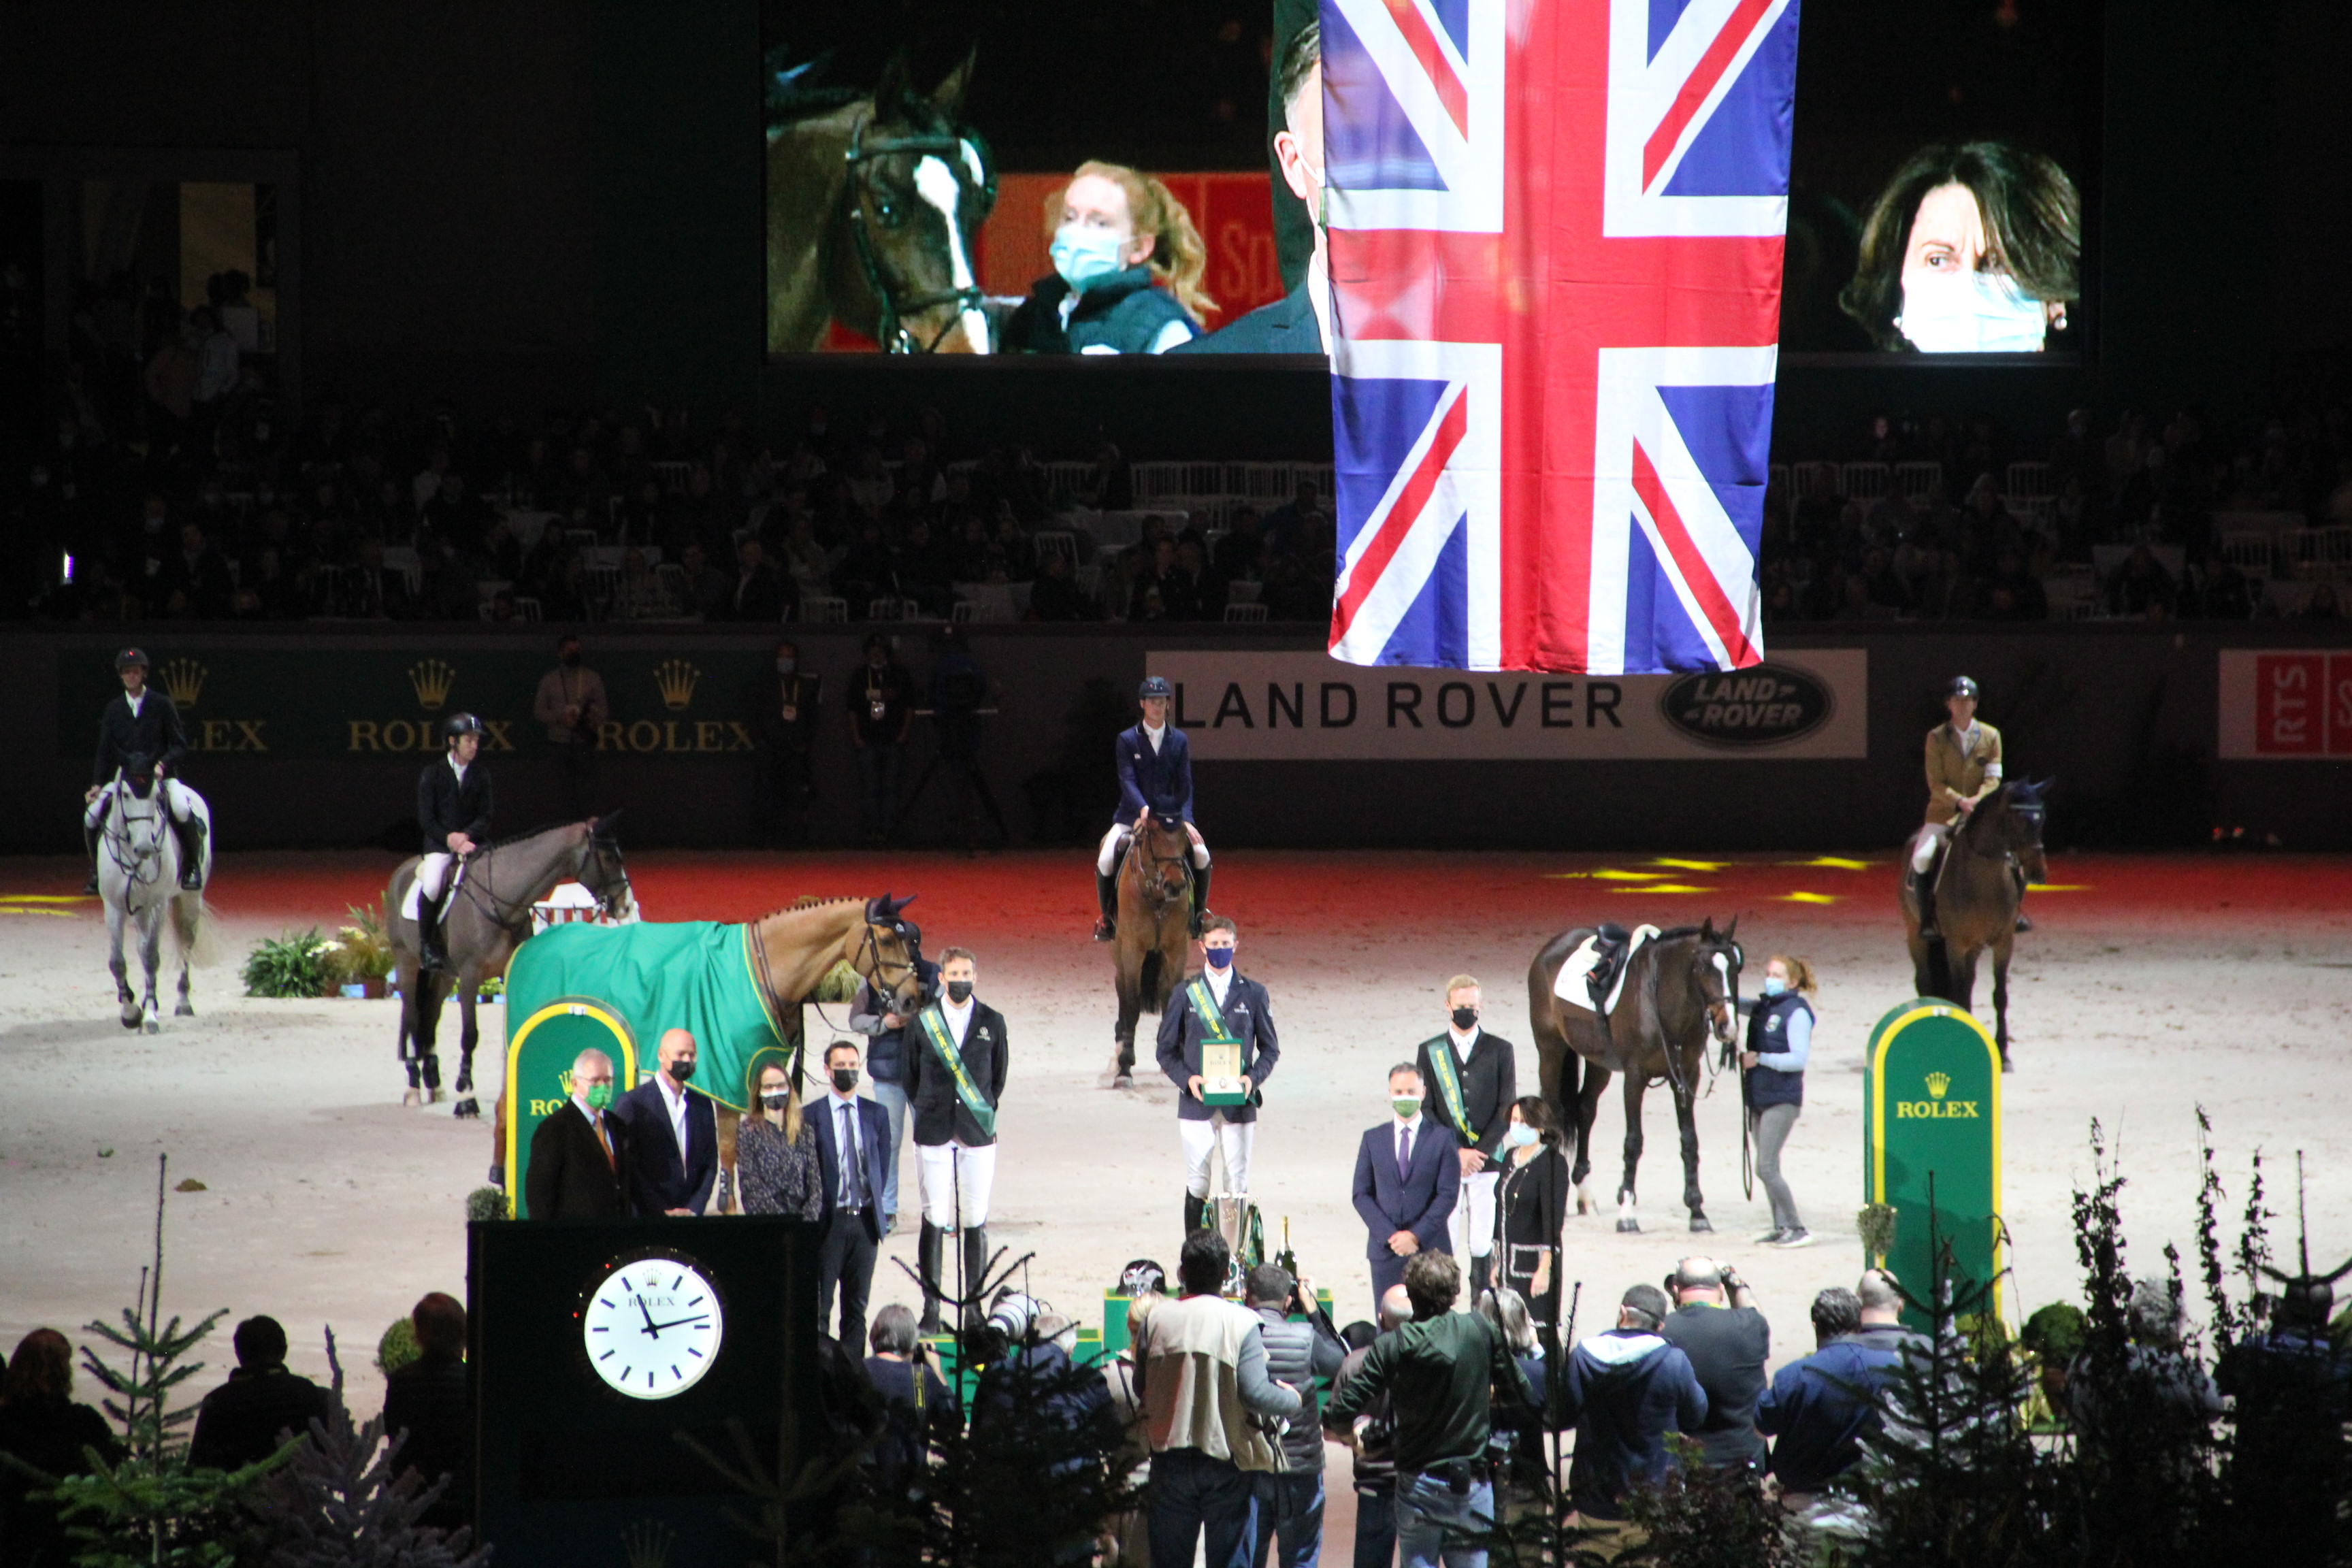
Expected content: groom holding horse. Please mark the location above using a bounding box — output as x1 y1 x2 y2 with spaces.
1093 675 1213 941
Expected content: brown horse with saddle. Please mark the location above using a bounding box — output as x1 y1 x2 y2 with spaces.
1900 778 2048 1067
1526 917 1745 1233
1105 810 1196 1084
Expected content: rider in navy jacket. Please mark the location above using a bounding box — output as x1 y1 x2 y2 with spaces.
1094 675 1213 939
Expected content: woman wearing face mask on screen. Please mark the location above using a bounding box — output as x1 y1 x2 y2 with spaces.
1003 161 1212 355
1840 141 2080 354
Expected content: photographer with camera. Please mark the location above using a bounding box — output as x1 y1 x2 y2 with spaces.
1322 1252 1536 1568
1657 1256 1771 1472
1243 1263 1346 1568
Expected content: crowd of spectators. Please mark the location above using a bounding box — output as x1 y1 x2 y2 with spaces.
1762 405 2352 626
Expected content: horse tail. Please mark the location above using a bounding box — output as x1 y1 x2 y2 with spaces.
172 892 222 966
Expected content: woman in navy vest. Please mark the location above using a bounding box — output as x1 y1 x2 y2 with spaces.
1742 955 1817 1248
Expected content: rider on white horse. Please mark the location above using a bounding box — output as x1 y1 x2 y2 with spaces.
84 647 206 893
416 712 494 972
1092 675 1213 941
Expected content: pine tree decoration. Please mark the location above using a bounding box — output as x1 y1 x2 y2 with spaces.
49 1155 288 1568
259 1328 485 1568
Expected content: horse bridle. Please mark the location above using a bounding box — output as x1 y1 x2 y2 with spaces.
753 916 926 1041
101 771 167 889
450 830 632 938
840 112 996 353
1127 824 1192 904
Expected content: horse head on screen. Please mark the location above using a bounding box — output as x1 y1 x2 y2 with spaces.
767 48 996 354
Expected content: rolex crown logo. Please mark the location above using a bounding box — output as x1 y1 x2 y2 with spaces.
1926 1071 1951 1099
408 659 457 712
653 658 702 712
157 657 207 708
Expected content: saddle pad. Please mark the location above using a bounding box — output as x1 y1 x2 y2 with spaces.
1551 924 1661 1014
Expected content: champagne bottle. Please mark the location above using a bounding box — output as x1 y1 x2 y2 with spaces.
1276 1217 1300 1280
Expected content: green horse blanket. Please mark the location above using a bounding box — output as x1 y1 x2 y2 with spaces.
505 921 794 1111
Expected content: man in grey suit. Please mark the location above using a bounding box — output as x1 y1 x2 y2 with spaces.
1351 1063 1460 1317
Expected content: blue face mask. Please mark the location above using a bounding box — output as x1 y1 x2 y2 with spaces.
1761 977 1787 998
1504 1123 1539 1149
1050 224 1128 292
1895 270 2049 353
1205 945 1234 970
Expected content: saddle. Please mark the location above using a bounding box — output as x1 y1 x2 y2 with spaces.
1552 924 1657 1019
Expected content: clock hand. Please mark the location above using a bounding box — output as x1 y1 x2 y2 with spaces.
644 1313 712 1334
637 1295 661 1338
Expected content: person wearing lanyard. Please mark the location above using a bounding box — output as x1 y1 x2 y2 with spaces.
847 633 915 845
903 947 1009 1332
1413 974 1518 1299
1744 956 1818 1248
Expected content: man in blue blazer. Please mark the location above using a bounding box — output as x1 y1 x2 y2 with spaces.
810 1038 893 1348
1158 916 1279 1241
612 1028 719 1217
1352 1062 1461 1316
1094 675 1214 941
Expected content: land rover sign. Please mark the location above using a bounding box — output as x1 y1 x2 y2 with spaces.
1658 663 1838 748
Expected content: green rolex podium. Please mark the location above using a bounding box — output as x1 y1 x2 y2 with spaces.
1862 1000 2006 1334
470 1216 821 1566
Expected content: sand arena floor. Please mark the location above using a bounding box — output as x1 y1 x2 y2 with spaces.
2 846 2348 1433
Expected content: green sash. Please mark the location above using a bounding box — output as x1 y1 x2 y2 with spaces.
1186 977 1243 1049
918 1005 996 1139
1424 1034 1475 1143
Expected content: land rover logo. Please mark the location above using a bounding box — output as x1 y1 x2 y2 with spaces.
1659 664 1835 748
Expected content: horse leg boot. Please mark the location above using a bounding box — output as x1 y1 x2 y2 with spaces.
918 1222 946 1333
1093 870 1119 943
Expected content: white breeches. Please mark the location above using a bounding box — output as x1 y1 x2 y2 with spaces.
87 777 197 829
917 1141 996 1229
416 851 461 903
1180 1113 1254 1198
1098 821 1211 876
1452 1168 1500 1260
1911 823 1950 874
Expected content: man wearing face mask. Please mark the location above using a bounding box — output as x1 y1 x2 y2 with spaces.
1414 975 1518 1298
811 1039 892 1348
1352 1065 1460 1318
903 948 1009 1333
1156 916 1279 1240
1004 161 1210 355
524 1048 634 1219
1173 22 1330 356
532 631 606 819
612 1028 719 1218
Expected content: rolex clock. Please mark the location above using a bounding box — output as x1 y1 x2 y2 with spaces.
580 1252 727 1399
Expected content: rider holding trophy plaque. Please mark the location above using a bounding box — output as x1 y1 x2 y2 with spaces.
1156 915 1279 1241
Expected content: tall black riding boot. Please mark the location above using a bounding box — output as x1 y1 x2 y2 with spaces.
1908 868 1941 941
918 1221 946 1333
962 1226 990 1307
1094 870 1119 942
172 814 206 890
1188 860 1213 938
82 824 100 896
1470 1252 1493 1298
1183 1191 1207 1239
418 895 448 972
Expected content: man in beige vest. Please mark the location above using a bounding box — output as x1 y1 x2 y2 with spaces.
1136 1228 1302 1567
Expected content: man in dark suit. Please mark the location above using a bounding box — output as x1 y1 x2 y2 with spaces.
187 1316 333 1471
1352 1063 1460 1316
413 711 494 970
903 947 1010 1332
1415 975 1520 1297
1156 915 1279 1240
524 1048 633 1219
1171 22 1330 358
83 646 206 892
810 1038 892 1347
612 1028 719 1216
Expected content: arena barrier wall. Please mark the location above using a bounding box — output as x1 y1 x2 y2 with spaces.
3 624 2347 855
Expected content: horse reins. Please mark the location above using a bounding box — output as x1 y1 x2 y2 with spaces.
840 112 996 353
1128 826 1191 908
449 830 627 940
101 774 168 890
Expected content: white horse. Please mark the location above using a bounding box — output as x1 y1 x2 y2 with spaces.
93 768 214 1032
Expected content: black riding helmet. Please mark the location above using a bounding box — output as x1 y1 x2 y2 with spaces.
443 712 485 742
1946 675 1980 700
1138 675 1173 701
116 647 150 671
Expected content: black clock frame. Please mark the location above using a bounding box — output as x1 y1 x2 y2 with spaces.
573 1244 733 1402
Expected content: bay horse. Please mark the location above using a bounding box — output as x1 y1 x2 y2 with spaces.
767 51 995 354
387 818 636 1115
1900 778 2048 1067
93 764 213 1032
1108 813 1193 1085
1526 918 1744 1233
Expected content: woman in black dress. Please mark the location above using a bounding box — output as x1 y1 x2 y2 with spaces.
736 1059 823 1219
1493 1094 1571 1330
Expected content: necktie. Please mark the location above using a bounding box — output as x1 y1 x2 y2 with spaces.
1398 1124 1414 1181
840 1104 866 1207
593 1113 614 1170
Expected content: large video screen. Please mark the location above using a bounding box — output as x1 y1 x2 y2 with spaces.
1782 0 2102 359
764 0 2100 362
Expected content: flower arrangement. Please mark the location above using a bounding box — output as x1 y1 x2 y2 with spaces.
242 928 333 998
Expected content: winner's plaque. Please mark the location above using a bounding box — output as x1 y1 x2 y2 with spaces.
1202 1042 1250 1107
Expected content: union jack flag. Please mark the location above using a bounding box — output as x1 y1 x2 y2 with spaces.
1322 0 1799 673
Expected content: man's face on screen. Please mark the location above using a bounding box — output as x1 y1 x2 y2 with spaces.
1061 176 1150 270
1275 63 1326 220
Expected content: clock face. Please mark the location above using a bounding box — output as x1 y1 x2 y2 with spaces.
581 1254 726 1400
